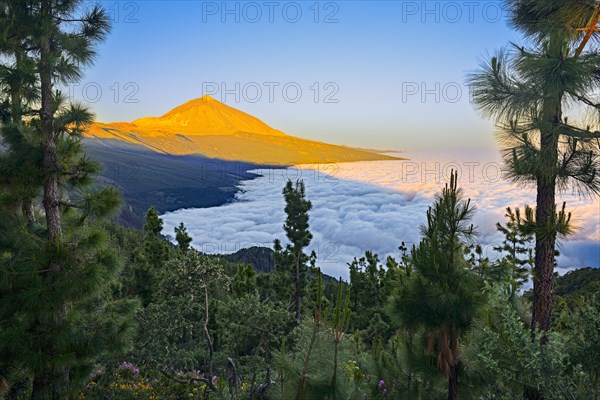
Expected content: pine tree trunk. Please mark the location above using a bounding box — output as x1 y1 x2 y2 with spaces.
523 40 563 400
294 250 301 322
22 200 35 224
530 90 561 337
41 94 61 243
31 367 69 400
531 177 556 336
31 2 69 399
30 374 48 400
447 363 458 400
39 1 61 246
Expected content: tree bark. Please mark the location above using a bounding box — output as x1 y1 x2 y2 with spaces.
31 2 69 399
22 200 35 224
447 363 458 400
531 177 556 335
530 88 561 336
524 153 557 400
41 67 61 244
31 368 69 400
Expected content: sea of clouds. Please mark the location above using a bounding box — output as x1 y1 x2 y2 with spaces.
162 151 600 280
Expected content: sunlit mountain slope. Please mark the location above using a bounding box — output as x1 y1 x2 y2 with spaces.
84 95 398 164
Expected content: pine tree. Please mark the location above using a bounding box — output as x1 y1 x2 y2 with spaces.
348 251 385 331
274 180 313 322
272 272 355 400
387 172 485 400
469 0 600 335
494 207 534 294
0 2 137 398
135 251 230 390
273 238 294 303
143 206 163 237
137 207 170 305
0 94 136 400
174 221 192 253
0 0 40 223
233 263 258 296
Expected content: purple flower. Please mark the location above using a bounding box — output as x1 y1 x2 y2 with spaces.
89 368 102 379
378 379 385 388
119 361 133 370
118 361 140 376
212 375 218 385
383 388 388 396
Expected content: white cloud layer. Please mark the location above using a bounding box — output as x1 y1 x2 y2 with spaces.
162 151 600 279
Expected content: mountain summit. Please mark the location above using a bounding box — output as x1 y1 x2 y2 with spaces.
131 95 285 136
84 96 397 164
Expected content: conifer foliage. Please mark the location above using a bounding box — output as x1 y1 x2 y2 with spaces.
494 207 535 294
0 1 136 398
175 222 193 253
387 172 485 400
469 0 600 334
274 179 313 322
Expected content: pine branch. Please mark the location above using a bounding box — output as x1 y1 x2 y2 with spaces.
567 91 600 110
559 123 600 139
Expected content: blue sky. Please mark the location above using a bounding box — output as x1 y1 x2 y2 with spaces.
79 1 521 150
